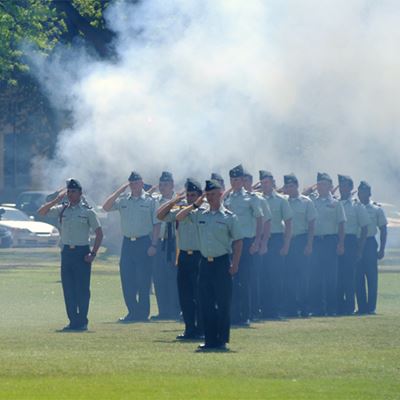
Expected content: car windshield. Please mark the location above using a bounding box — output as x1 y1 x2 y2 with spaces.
0 208 30 221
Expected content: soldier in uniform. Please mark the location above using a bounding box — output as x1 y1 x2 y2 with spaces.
283 174 316 317
152 171 180 320
157 178 204 339
242 169 272 320
258 170 293 319
176 179 243 351
337 175 369 315
355 181 387 315
310 173 346 316
223 164 264 326
102 171 160 323
38 179 103 331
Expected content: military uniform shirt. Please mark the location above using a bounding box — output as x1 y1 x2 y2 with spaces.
340 198 370 235
288 195 317 236
255 192 272 224
261 191 293 234
364 202 388 237
155 193 176 239
110 191 159 237
162 203 201 251
48 201 100 246
313 194 346 236
224 188 263 238
187 206 243 258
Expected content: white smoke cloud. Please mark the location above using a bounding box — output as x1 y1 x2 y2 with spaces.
32 0 400 202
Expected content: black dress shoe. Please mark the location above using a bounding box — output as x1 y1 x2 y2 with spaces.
74 324 88 331
196 343 229 352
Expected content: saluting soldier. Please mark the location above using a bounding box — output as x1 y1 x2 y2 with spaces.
283 174 316 318
258 170 293 319
102 171 161 323
38 179 103 331
242 169 272 320
223 164 264 326
152 171 180 320
157 178 204 339
355 181 387 315
337 175 369 316
310 172 346 316
176 179 243 351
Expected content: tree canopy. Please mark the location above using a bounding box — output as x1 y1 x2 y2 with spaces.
0 0 113 87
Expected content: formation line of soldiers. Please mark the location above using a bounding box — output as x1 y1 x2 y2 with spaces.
38 166 387 352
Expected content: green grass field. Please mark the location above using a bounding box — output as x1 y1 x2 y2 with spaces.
0 248 399 399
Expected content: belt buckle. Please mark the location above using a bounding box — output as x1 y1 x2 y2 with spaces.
207 256 214 262
187 250 193 255
69 245 75 249
130 237 137 241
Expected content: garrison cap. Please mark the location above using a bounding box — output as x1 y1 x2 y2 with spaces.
229 164 244 178
211 172 224 183
143 183 152 191
338 174 354 187
128 171 142 181
66 178 82 190
259 170 273 180
317 172 332 183
284 173 298 185
358 181 371 192
243 168 253 179
205 179 222 191
185 178 202 194
159 171 174 182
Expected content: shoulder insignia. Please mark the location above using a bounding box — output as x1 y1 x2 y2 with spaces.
224 209 234 216
373 202 382 207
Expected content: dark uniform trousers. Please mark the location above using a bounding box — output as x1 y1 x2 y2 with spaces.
177 250 202 336
153 238 180 319
199 254 232 347
61 245 91 328
120 236 152 320
260 233 284 318
337 234 358 315
356 237 378 313
250 253 262 319
231 237 253 324
309 235 338 315
284 234 310 316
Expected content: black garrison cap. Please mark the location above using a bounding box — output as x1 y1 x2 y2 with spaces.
259 170 273 180
338 174 354 187
317 172 332 183
358 181 371 192
159 171 174 182
66 178 82 190
205 179 222 191
143 183 152 191
185 178 202 194
128 171 142 181
211 172 224 183
229 164 244 178
284 174 298 185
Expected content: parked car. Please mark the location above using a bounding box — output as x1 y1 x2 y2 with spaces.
0 225 13 248
0 206 59 247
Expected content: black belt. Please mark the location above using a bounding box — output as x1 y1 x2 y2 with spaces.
124 235 149 242
201 254 229 263
63 245 89 250
315 234 337 239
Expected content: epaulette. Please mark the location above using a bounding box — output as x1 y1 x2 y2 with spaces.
224 209 234 216
373 201 382 207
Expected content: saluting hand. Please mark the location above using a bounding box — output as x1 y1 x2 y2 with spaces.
194 193 206 207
